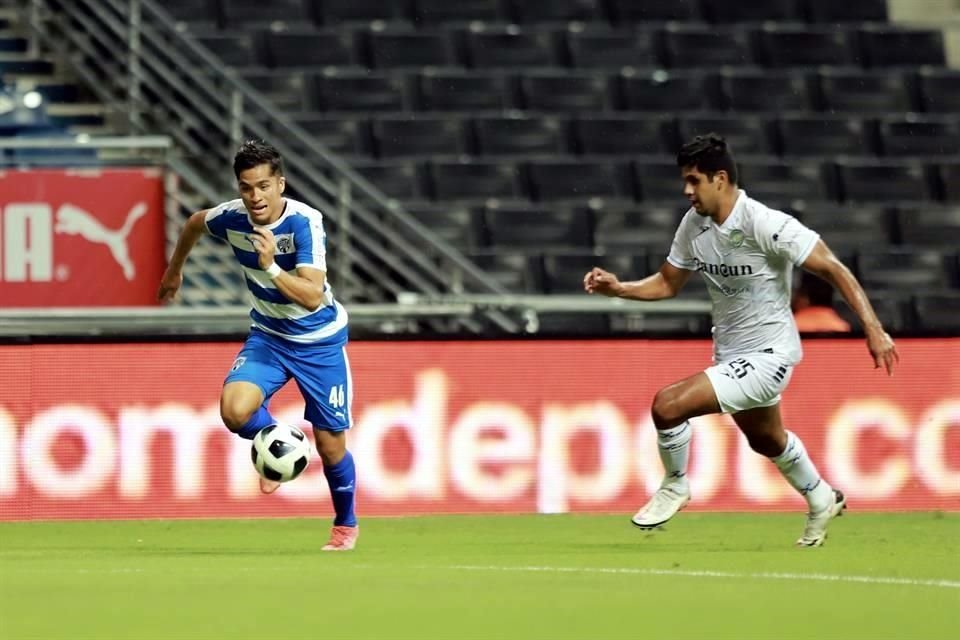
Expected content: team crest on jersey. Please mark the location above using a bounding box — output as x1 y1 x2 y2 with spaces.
728 229 745 248
275 234 294 254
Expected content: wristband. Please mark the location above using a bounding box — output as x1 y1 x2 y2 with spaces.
265 263 284 279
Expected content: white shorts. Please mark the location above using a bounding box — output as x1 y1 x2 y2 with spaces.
704 352 794 414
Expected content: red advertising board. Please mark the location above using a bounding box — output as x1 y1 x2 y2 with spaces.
0 168 166 306
0 339 957 521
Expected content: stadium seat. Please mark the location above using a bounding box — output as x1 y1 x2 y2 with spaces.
465 27 557 68
798 207 894 253
837 291 911 333
877 117 960 157
239 69 313 111
857 248 955 292
606 0 702 23
737 159 832 203
836 160 933 203
221 0 312 27
527 159 631 201
483 203 593 250
912 292 960 332
315 70 413 111
541 251 638 294
818 69 915 114
702 0 802 23
917 68 960 114
535 313 612 335
416 70 514 111
518 70 613 112
291 113 372 156
937 162 960 202
574 114 675 155
859 27 946 67
610 311 710 335
509 0 604 23
350 160 425 200
592 202 679 252
372 115 468 158
195 32 260 67
757 25 858 68
318 0 409 24
777 115 876 157
677 115 774 156
402 202 484 250
414 0 505 24
633 159 686 202
720 69 814 112
895 205 960 248
264 29 358 68
429 160 524 201
565 26 661 69
464 250 544 292
367 28 458 69
663 25 755 69
164 0 221 25
621 70 719 112
806 0 887 22
472 115 567 156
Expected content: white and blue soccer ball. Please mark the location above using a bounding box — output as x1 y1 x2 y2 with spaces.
251 423 312 483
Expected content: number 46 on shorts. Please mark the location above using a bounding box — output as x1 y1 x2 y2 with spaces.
328 384 346 408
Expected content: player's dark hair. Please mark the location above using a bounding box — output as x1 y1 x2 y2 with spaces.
677 133 738 185
233 139 284 178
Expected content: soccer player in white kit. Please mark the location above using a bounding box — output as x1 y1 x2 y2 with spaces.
584 134 899 546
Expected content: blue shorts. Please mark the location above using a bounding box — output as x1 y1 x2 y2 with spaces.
225 329 352 431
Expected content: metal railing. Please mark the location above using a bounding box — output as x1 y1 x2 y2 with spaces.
23 0 520 331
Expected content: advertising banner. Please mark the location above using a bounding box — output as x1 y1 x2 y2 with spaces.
0 168 166 306
1 339 957 520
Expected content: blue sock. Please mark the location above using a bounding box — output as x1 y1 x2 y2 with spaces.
235 406 274 440
323 450 357 527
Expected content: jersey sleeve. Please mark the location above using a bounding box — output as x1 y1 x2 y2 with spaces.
203 201 233 240
666 211 698 271
754 209 820 266
295 212 327 271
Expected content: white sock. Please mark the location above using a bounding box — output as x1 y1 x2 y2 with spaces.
770 431 833 512
657 421 691 493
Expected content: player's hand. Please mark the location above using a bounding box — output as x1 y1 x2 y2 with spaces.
249 227 276 269
583 267 623 297
866 328 899 375
157 268 182 303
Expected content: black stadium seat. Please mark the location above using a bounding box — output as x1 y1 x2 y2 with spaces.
195 32 260 67
402 202 484 250
518 70 614 112
720 69 814 112
818 69 915 114
315 70 412 111
366 29 458 69
264 29 358 68
912 292 960 332
592 202 679 252
757 25 858 68
221 0 311 27
633 159 686 202
542 251 638 294
677 115 773 156
465 27 557 68
621 70 718 112
877 117 960 157
859 27 946 68
414 0 505 24
663 25 755 69
895 205 960 248
509 0 604 24
806 0 887 22
777 116 876 157
473 115 567 156
702 0 801 23
464 250 544 292
574 114 675 155
607 0 702 23
799 207 894 253
292 113 371 156
737 160 832 203
372 115 468 158
857 248 955 291
836 160 933 203
483 203 592 250
565 26 661 69
527 159 631 201
417 70 513 111
917 69 960 114
319 0 409 24
429 160 524 201
350 160 424 200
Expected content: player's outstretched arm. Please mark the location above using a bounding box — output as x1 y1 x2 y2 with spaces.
157 209 208 302
249 227 327 311
583 262 691 301
800 240 899 375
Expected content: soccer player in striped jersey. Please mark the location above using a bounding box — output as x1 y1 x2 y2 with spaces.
158 139 358 551
584 134 899 547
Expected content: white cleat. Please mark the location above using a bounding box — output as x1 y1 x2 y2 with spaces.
631 485 691 529
796 489 847 547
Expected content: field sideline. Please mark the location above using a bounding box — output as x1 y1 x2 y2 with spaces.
1 512 957 639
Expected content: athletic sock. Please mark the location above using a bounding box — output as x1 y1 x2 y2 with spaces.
324 450 357 527
235 406 274 440
770 430 833 513
657 421 692 493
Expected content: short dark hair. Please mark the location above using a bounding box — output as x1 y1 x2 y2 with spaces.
676 133 738 185
233 139 283 178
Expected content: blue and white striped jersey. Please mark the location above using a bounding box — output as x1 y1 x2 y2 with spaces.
204 198 348 345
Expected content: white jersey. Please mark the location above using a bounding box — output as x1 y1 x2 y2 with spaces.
667 190 819 364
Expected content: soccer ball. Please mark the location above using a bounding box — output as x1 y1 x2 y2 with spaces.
251 423 311 483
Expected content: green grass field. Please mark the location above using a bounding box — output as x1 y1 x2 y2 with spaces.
1 513 958 639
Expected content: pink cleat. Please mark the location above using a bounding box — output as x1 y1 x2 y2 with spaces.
322 525 359 551
259 476 281 495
